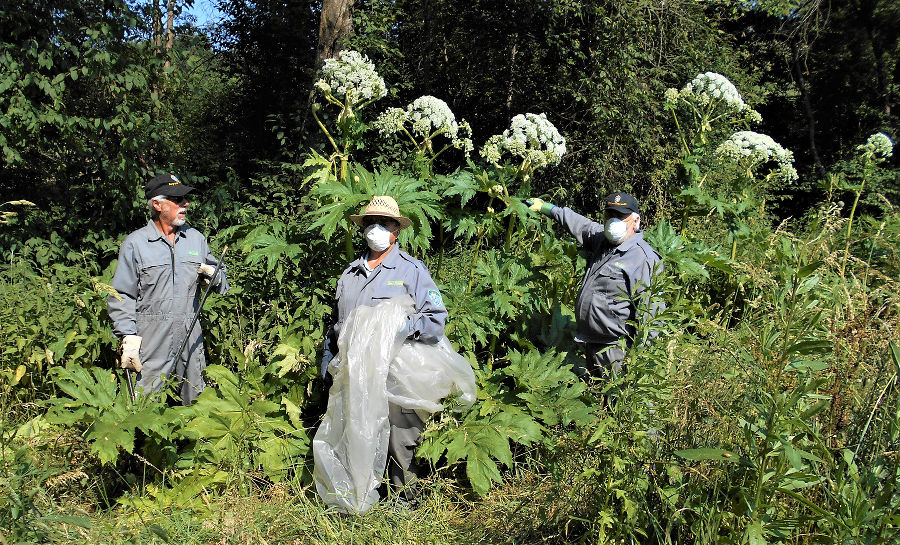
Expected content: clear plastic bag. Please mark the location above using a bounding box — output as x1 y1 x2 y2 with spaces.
313 296 476 514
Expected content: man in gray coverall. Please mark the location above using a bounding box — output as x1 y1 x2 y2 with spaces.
527 192 662 379
108 173 228 405
321 195 447 506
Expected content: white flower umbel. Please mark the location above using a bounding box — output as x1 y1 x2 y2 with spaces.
315 50 387 108
480 113 566 169
374 96 472 157
686 72 746 111
858 132 893 160
716 130 798 183
407 96 459 139
373 107 406 137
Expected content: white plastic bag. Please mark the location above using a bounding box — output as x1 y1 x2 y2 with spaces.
313 296 476 514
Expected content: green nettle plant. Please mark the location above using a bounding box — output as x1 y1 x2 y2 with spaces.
839 132 894 277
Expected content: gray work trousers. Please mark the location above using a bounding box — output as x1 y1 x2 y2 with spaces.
385 403 428 503
579 342 626 380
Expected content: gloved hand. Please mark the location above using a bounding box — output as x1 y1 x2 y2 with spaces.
525 198 554 215
197 263 216 287
119 335 142 373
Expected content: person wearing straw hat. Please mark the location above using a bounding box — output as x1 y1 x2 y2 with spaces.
320 195 447 506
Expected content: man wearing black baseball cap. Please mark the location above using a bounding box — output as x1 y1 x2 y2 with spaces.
107 173 228 404
526 191 663 379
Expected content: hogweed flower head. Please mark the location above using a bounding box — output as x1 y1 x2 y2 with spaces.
407 96 459 139
316 50 387 108
857 132 893 160
375 96 472 157
716 130 798 183
480 113 566 169
688 72 745 111
373 107 406 136
666 72 751 118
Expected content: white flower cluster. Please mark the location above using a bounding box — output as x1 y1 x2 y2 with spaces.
716 131 798 183
858 132 893 159
665 72 747 113
374 96 473 154
374 107 405 136
315 50 387 106
480 113 566 168
407 96 458 138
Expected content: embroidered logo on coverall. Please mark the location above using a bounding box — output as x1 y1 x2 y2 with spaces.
427 289 444 308
188 250 199 256
386 280 404 286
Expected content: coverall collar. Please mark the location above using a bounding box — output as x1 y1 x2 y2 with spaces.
144 220 186 242
612 231 643 253
352 243 402 272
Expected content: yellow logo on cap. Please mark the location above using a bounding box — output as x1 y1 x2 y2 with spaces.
168 182 181 186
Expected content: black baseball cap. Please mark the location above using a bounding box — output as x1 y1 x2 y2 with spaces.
604 192 639 215
145 173 195 198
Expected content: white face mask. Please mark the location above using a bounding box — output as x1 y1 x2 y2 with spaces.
364 224 393 252
604 216 630 245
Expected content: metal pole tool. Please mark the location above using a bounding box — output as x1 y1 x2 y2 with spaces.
173 246 229 370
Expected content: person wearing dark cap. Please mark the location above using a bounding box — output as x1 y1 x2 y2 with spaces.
107 173 228 404
526 192 663 379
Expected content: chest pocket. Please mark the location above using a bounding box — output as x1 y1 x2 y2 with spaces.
595 262 629 301
138 258 173 314
140 258 171 290
371 280 409 300
179 258 202 291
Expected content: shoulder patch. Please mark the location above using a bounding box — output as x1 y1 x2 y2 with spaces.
427 289 444 308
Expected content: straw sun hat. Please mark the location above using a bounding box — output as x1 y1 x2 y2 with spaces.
349 196 413 229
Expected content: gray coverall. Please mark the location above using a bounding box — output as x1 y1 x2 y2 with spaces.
549 206 663 378
321 243 447 502
108 220 228 404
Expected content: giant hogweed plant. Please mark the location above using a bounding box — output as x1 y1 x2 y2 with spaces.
664 73 778 237
837 132 894 278
305 52 588 495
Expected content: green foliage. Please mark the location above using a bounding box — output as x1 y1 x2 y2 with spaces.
1 1 899 540
176 362 310 483
44 365 174 465
305 162 442 256
420 348 591 496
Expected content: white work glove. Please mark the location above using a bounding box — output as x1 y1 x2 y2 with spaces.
197 263 216 287
120 335 142 372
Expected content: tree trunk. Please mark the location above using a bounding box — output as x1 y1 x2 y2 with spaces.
152 0 163 53
790 40 826 178
163 0 175 70
506 35 518 112
861 6 893 116
315 0 353 67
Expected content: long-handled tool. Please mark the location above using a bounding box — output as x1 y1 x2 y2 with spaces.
124 368 136 402
173 246 229 370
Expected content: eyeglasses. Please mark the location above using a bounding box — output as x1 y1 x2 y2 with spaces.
363 216 399 230
165 196 188 205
